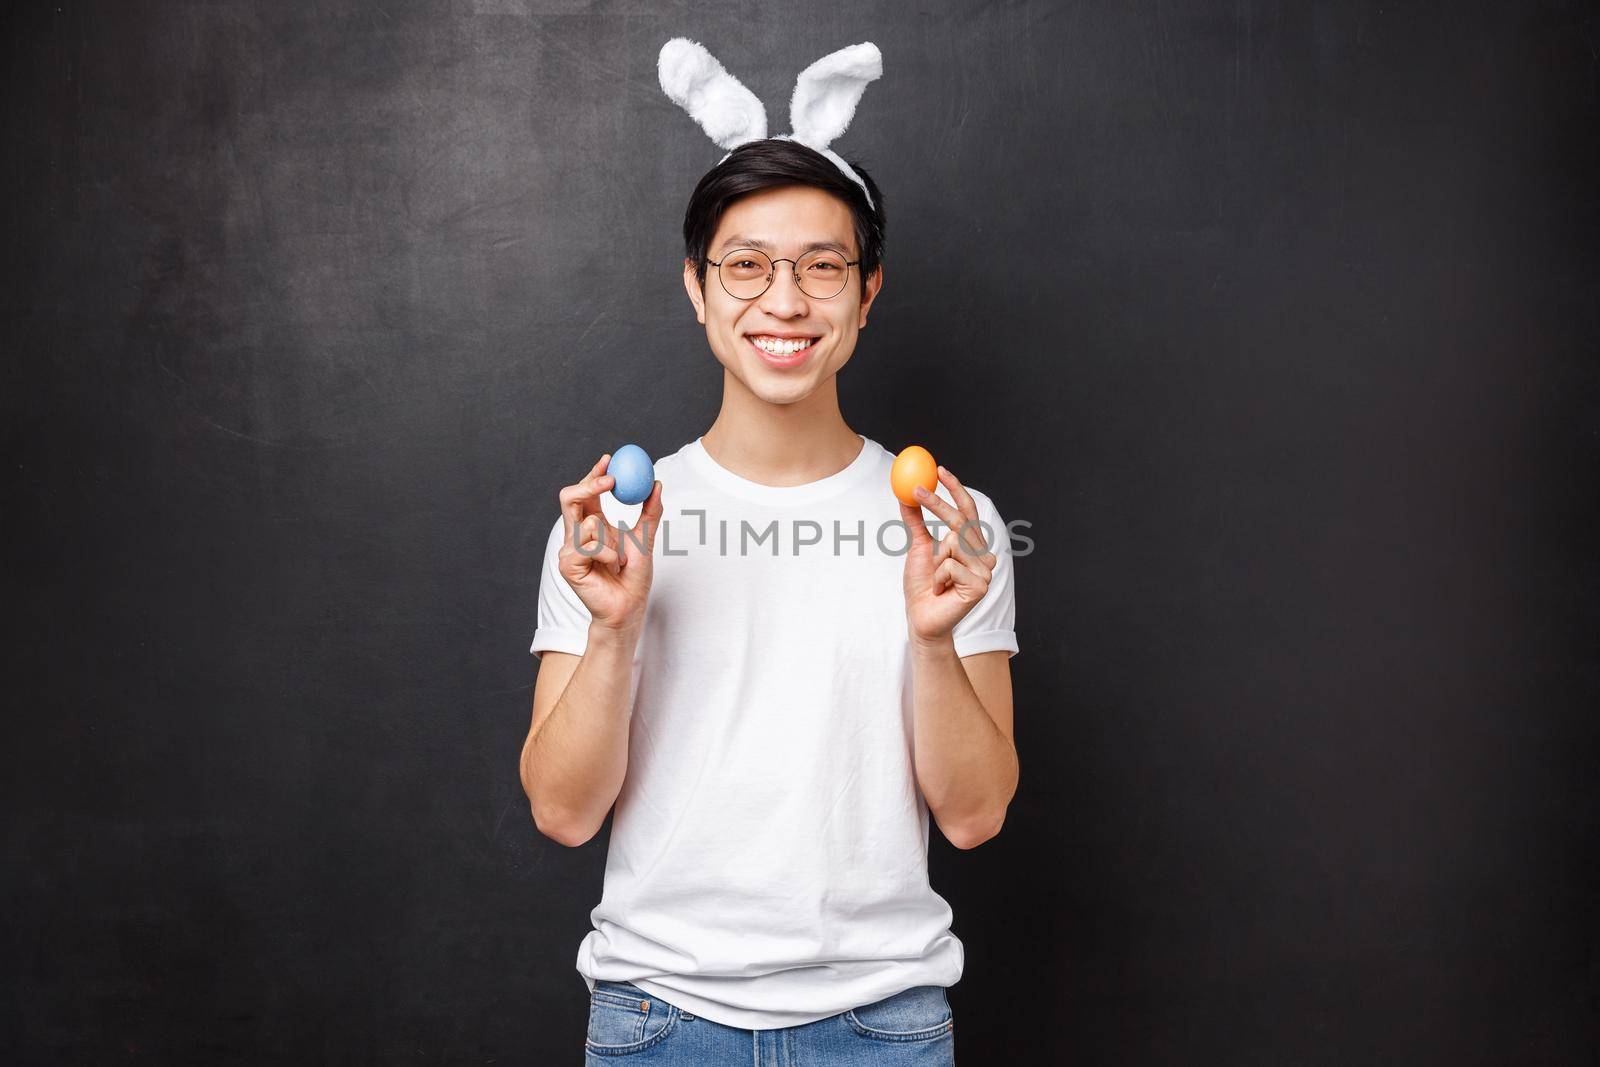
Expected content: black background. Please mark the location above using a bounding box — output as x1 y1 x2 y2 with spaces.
6 1 1597 1062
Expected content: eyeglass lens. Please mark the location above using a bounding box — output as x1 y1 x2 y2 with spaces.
718 249 851 299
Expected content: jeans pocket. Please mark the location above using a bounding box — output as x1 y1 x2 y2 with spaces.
585 981 681 1056
845 984 954 1042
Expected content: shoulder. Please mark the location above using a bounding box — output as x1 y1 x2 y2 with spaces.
859 436 916 491
650 439 695 481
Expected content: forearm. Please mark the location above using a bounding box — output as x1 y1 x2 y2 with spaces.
909 634 1018 848
521 623 640 843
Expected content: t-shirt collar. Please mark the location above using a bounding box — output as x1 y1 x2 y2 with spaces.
685 433 881 505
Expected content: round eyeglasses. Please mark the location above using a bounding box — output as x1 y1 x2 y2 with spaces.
705 247 860 301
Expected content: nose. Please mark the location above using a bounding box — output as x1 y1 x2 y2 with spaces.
758 265 809 316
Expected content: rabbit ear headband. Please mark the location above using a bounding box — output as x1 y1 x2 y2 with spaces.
657 38 883 211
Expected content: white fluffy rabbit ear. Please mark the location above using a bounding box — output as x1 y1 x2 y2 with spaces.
787 42 882 151
658 37 768 150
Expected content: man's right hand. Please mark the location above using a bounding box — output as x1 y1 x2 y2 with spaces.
556 453 664 635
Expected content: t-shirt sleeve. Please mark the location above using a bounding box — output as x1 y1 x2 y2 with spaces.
950 490 1020 659
529 511 592 658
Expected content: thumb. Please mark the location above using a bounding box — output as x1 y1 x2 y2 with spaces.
898 500 934 551
628 481 665 560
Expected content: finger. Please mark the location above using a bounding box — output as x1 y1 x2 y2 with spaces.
931 501 992 558
948 515 996 559
559 476 613 545
934 532 990 582
595 510 626 549
580 540 622 572
559 455 615 538
577 512 609 547
936 556 986 599
574 524 623 577
933 467 996 559
961 552 993 585
912 483 961 531
936 465 981 526
560 531 621 577
576 513 623 561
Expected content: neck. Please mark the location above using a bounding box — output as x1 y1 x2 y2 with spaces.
700 371 862 487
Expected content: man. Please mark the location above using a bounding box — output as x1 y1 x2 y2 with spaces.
521 137 1019 1065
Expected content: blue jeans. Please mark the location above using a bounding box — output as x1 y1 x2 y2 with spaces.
583 979 957 1065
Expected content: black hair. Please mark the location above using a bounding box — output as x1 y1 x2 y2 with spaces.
681 138 885 301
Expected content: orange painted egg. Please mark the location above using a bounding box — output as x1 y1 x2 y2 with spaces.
890 445 939 506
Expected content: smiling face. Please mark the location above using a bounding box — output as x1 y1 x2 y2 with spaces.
684 184 883 407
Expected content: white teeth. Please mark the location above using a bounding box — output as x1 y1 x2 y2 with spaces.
750 336 815 355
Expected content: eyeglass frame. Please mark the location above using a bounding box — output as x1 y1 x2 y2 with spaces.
704 247 863 301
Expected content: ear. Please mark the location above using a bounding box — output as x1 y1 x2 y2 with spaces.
658 37 768 150
788 42 882 151
682 258 707 325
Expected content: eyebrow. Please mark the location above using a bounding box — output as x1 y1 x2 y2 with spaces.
716 235 852 256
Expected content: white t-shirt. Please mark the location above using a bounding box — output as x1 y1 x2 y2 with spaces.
529 433 1019 1030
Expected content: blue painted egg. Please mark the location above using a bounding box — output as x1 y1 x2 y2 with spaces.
607 443 655 505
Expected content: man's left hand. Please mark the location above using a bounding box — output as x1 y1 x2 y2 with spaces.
899 464 997 646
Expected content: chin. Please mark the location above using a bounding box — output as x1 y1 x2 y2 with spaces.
745 375 817 406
